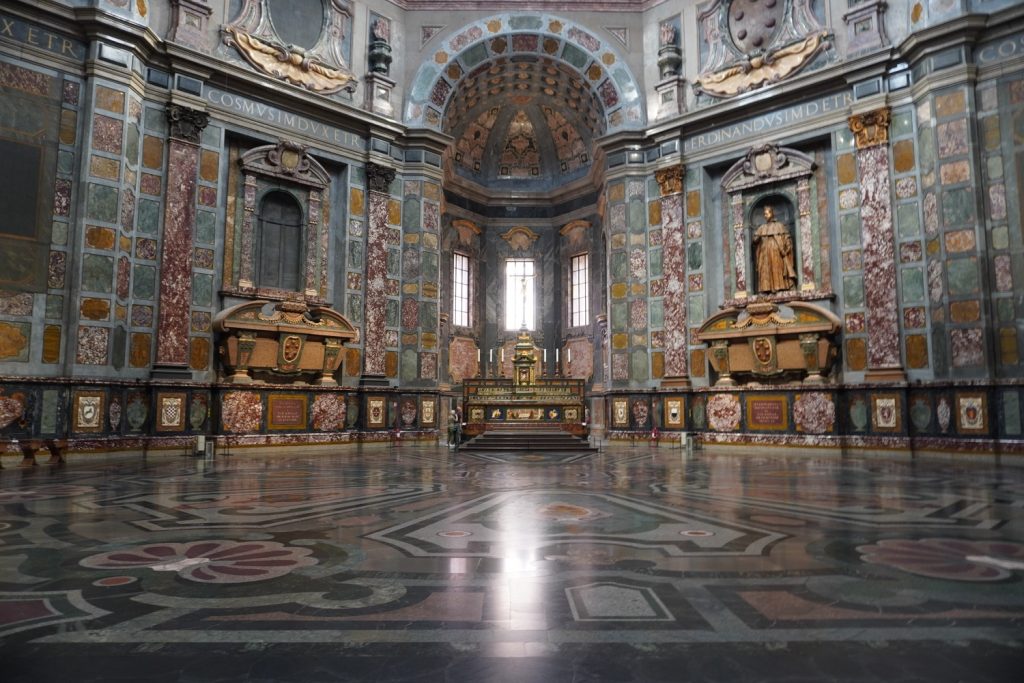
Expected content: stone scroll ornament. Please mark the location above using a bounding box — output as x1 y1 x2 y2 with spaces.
694 0 832 99
223 0 358 94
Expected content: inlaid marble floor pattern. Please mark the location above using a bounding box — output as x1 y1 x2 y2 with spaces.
0 445 1022 682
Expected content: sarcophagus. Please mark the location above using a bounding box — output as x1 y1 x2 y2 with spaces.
695 301 841 386
214 300 358 385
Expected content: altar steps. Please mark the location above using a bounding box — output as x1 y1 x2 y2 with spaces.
462 430 596 453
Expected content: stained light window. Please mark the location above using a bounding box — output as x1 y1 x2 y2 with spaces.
453 252 470 327
570 253 589 327
505 258 535 330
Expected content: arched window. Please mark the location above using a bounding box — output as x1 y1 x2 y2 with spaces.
256 191 302 291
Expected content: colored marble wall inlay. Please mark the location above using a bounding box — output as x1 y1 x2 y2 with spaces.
363 170 394 377
856 143 902 374
662 191 687 379
155 138 199 367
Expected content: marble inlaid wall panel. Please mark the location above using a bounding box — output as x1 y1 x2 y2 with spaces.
977 72 1024 375
889 105 931 375
0 58 74 371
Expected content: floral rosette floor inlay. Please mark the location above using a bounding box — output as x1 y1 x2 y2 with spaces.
857 538 1024 582
707 394 741 432
0 485 96 504
793 392 836 434
81 540 317 583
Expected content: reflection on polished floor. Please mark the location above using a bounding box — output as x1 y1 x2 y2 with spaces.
1 445 1022 682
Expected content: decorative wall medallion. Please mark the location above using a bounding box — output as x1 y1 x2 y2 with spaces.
452 219 480 247
73 391 105 433
909 397 932 432
157 392 187 432
400 398 417 427
793 392 835 434
470 407 485 423
420 398 436 427
655 165 684 196
707 393 741 432
223 0 357 94
664 398 684 428
311 393 346 431
937 396 952 433
849 397 868 431
367 396 386 428
190 394 209 430
108 397 122 431
695 0 831 99
956 393 987 433
221 391 263 433
126 392 148 431
611 398 629 428
872 394 900 432
565 407 580 422
631 400 649 428
0 393 26 430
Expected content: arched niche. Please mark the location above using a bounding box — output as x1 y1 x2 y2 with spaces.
721 144 818 301
227 140 333 303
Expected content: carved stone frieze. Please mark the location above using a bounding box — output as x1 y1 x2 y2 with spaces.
695 0 832 100
366 162 397 193
848 107 891 149
166 105 209 144
222 0 357 94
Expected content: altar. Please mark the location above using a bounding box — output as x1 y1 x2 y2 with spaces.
462 331 587 437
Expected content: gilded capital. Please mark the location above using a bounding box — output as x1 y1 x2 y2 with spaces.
655 165 684 196
848 107 891 149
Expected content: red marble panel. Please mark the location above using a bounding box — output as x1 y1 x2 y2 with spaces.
363 191 390 376
155 141 198 366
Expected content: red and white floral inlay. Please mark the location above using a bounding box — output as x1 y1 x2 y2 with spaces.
81 540 317 583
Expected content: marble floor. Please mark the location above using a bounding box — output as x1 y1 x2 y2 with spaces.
0 444 1022 682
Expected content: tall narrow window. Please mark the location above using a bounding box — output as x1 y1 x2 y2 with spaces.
570 253 589 327
453 252 471 327
505 258 535 330
256 190 302 291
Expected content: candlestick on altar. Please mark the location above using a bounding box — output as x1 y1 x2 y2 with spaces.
543 349 547 362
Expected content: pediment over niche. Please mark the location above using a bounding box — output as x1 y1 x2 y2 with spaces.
240 140 330 189
501 226 540 251
722 144 816 193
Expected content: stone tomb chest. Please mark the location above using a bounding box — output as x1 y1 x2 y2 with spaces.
214 300 358 384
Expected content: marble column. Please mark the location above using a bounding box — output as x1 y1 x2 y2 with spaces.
658 166 689 386
361 162 396 382
730 194 747 298
849 107 905 382
154 104 208 373
797 178 816 290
